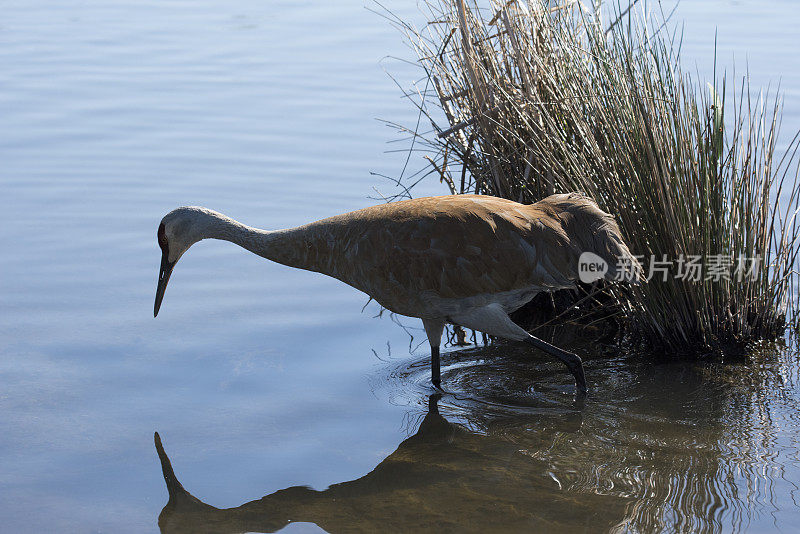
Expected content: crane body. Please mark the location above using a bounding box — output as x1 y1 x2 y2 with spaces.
155 193 642 394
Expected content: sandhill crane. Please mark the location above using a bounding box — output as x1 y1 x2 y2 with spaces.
154 193 642 393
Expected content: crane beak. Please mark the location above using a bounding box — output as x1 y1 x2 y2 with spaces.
154 252 176 317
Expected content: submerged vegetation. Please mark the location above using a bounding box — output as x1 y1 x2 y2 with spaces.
384 0 800 355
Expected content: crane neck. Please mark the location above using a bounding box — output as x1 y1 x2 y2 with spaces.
199 210 310 270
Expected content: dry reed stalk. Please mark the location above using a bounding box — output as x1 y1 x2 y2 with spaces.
383 0 800 354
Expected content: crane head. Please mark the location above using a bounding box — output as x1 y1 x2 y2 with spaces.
154 207 205 317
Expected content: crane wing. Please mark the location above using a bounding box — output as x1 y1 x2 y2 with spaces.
297 193 640 315
337 196 579 303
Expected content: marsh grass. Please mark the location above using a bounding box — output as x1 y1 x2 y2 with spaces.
382 0 800 354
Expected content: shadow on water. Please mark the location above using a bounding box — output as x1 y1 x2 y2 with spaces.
155 332 800 533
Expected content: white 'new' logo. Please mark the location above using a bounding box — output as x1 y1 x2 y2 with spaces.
578 252 608 283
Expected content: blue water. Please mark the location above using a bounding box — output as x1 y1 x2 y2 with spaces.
1 1 799 532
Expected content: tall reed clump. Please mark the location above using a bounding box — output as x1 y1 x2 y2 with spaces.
385 0 800 354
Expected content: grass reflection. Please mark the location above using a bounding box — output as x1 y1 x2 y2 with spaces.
155 336 799 533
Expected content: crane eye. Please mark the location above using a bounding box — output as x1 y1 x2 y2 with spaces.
157 223 169 253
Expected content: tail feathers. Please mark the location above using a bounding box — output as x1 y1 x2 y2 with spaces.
605 242 644 285
540 192 643 285
591 220 643 285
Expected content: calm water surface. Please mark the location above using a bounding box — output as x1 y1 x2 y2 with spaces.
1 1 799 532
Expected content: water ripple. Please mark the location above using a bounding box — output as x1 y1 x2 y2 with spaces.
372 336 800 533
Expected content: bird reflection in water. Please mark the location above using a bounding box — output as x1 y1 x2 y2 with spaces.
155 394 628 534
154 339 798 533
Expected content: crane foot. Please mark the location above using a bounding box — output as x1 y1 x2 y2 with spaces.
525 334 588 394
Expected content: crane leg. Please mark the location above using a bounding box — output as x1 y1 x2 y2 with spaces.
450 304 588 394
422 319 446 390
431 345 441 389
525 334 587 394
